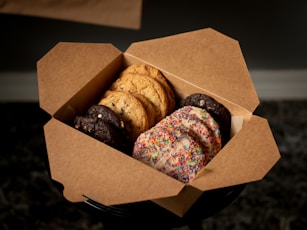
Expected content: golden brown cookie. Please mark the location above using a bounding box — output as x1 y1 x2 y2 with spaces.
132 93 156 129
110 73 169 122
122 64 176 114
98 90 149 141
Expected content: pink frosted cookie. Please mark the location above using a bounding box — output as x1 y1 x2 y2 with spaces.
133 106 222 183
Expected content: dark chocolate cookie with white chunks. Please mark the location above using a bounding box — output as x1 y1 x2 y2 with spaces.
180 93 231 146
86 104 125 130
93 120 133 153
74 105 133 154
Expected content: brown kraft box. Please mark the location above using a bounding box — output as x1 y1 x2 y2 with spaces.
37 28 280 217
0 0 143 30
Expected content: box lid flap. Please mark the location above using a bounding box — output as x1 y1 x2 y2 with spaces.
126 28 259 112
0 0 143 30
189 115 280 190
37 42 122 116
44 118 185 205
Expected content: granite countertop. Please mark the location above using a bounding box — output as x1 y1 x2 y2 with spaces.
1 101 307 230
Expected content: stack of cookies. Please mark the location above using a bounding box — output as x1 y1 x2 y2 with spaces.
99 64 176 141
74 64 176 154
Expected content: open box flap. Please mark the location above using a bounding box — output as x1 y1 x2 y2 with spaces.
0 0 143 30
189 115 281 190
44 118 185 205
37 42 122 116
125 28 259 113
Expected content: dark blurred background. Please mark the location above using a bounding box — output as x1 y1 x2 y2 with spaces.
1 0 307 101
1 0 307 229
1 0 307 71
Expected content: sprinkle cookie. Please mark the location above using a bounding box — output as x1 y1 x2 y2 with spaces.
133 105 222 183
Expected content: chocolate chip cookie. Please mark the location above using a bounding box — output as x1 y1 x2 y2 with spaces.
121 64 176 114
99 90 150 141
132 93 156 129
110 72 169 122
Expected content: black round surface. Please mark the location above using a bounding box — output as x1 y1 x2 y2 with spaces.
79 184 246 230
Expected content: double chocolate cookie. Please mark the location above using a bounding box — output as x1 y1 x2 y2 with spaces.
181 93 231 146
74 105 133 154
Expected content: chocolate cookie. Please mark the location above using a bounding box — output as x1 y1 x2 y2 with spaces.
74 105 132 154
86 104 124 130
181 93 231 146
93 120 132 153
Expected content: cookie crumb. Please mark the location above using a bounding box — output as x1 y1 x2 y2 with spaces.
199 99 205 107
120 120 125 129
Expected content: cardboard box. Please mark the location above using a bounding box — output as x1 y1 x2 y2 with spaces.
0 0 143 30
37 28 280 217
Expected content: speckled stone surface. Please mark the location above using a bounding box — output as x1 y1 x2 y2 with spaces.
1 101 307 230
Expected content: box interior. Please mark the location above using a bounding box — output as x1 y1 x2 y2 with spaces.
54 54 252 132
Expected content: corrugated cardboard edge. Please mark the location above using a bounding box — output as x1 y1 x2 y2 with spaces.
0 0 143 29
